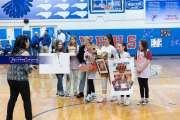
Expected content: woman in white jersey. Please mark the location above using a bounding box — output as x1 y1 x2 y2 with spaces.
135 39 153 105
97 34 117 103
115 42 132 105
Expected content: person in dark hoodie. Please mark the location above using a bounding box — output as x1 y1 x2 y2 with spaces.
76 36 90 98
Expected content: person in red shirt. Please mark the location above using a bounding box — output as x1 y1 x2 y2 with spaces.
134 39 153 105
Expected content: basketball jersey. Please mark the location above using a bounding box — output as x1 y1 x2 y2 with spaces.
137 49 150 78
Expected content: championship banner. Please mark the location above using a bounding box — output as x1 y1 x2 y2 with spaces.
39 53 70 74
145 0 180 23
108 58 135 96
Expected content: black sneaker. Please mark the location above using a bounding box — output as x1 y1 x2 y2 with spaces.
76 92 84 98
142 99 148 105
137 100 144 105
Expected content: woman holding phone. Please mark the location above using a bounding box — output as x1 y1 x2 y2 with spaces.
6 35 36 120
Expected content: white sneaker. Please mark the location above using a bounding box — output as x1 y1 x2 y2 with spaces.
64 93 71 98
117 99 124 105
85 95 92 102
92 94 97 99
124 100 130 106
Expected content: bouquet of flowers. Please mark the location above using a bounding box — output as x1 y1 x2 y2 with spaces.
92 48 108 60
68 46 77 56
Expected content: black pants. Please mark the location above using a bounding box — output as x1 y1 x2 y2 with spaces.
7 80 32 120
51 46 55 53
121 95 130 97
4 50 10 56
138 78 149 98
87 79 95 94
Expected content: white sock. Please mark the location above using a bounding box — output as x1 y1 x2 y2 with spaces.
103 94 106 98
127 97 130 101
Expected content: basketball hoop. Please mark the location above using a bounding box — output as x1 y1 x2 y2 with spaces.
103 5 112 21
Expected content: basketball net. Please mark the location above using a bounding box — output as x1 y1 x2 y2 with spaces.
103 6 112 22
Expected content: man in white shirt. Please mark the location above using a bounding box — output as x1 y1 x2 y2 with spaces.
57 29 66 44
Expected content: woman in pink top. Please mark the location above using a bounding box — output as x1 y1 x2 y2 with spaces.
135 39 153 105
115 42 131 105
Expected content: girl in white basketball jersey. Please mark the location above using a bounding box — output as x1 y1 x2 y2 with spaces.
115 42 131 105
135 39 153 105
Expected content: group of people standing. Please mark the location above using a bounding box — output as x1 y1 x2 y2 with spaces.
6 32 153 120
31 29 70 56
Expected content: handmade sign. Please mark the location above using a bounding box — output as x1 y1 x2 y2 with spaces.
108 58 135 96
39 53 70 74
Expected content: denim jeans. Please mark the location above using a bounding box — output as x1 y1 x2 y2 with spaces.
56 74 64 93
79 72 88 93
32 48 38 56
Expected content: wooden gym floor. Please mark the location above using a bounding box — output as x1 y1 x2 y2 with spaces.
0 57 180 120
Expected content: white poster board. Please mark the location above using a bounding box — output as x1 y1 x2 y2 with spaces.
39 53 70 74
108 58 135 96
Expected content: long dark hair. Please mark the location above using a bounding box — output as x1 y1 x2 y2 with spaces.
11 35 29 55
139 39 149 58
104 34 114 46
118 42 127 52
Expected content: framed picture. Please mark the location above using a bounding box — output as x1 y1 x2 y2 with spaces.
96 59 109 74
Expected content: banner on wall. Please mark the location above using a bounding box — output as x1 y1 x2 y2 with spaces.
171 38 180 46
0 0 88 20
108 58 135 96
126 0 144 10
145 0 180 23
151 38 162 47
90 0 124 13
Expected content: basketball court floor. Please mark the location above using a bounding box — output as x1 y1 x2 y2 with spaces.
0 57 180 120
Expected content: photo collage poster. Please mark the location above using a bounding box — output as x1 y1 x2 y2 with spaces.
143 29 153 37
160 29 171 37
108 58 135 96
151 38 162 47
171 38 180 46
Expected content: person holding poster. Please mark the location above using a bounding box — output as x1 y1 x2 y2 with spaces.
135 39 153 105
84 42 97 102
115 42 132 106
97 34 117 103
54 40 66 97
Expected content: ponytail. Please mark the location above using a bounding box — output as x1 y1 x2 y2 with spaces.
118 42 127 52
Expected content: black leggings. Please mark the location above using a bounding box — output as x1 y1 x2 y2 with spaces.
138 78 149 98
121 95 130 97
7 80 32 120
87 79 95 94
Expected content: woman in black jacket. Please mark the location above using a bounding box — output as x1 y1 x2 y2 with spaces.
76 36 90 98
6 35 36 120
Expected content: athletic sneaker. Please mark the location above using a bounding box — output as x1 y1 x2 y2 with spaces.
56 92 59 96
97 97 107 103
117 99 124 105
111 96 118 101
92 94 97 99
142 99 148 105
124 100 130 106
63 93 71 98
59 93 64 97
85 96 92 102
137 100 144 105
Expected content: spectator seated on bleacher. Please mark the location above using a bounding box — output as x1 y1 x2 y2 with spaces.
0 40 5 56
4 42 12 56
